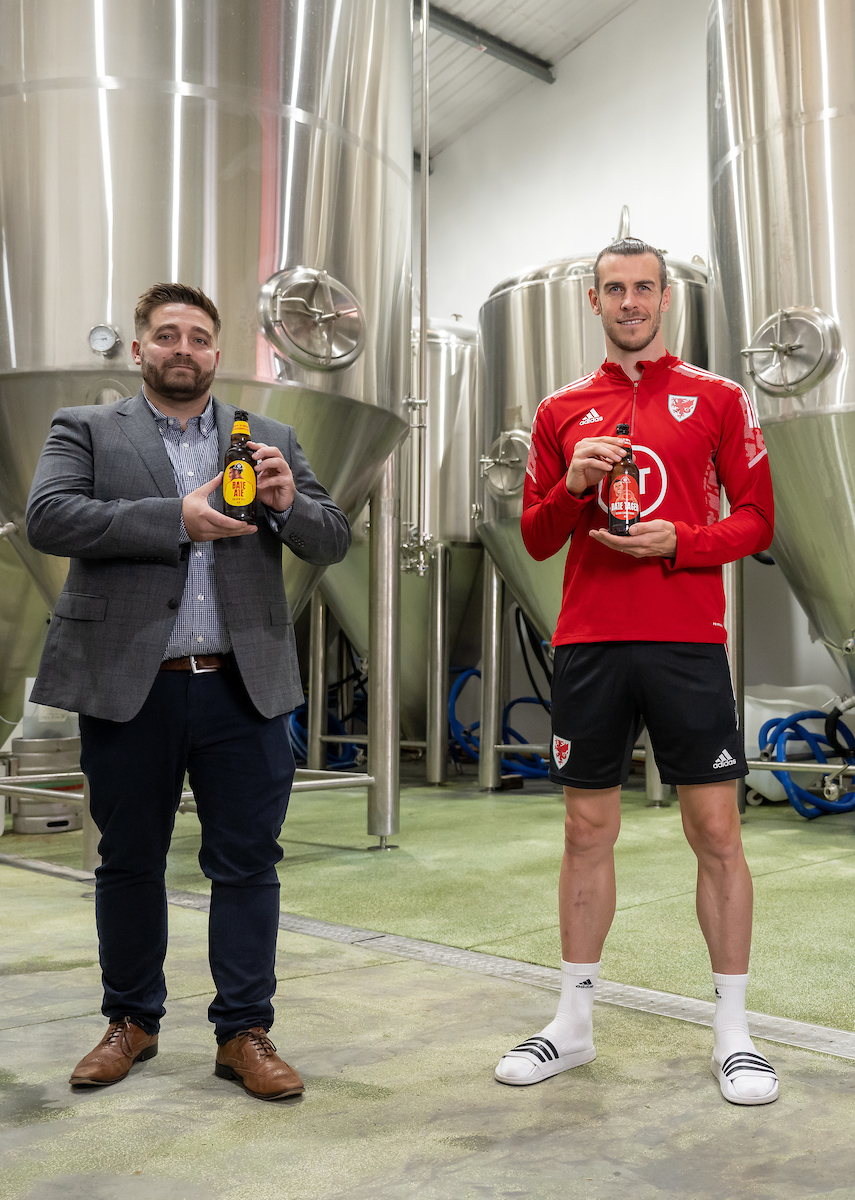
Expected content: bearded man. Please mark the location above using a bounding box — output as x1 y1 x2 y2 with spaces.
494 239 779 1106
27 283 350 1100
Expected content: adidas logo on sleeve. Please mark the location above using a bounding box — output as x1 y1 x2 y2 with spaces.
713 749 737 769
579 408 603 426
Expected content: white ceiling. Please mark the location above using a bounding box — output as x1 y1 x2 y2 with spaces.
414 0 640 156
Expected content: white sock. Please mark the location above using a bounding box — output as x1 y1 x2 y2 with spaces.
712 972 777 1100
537 960 600 1056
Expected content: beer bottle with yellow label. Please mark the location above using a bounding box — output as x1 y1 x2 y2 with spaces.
607 423 640 536
223 409 258 523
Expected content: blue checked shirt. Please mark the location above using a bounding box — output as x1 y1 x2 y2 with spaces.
145 394 290 660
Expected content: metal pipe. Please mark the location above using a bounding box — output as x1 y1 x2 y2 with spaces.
0 770 83 784
644 728 671 808
744 760 855 776
495 743 548 754
426 542 449 783
419 0 429 417
479 557 504 790
81 777 100 872
722 499 746 813
337 629 353 730
1 783 84 803
307 591 327 771
367 453 401 840
319 735 426 749
403 0 431 570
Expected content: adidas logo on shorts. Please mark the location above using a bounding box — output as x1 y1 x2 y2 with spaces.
712 749 737 769
579 408 603 426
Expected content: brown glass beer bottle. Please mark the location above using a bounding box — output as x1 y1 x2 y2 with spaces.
223 409 258 523
607 423 640 536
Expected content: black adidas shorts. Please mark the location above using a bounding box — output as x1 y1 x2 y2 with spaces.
549 642 747 789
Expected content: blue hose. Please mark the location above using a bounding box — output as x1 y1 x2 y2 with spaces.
288 702 358 770
758 709 855 818
448 668 551 778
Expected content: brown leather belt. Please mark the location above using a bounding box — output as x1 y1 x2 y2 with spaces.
160 653 233 674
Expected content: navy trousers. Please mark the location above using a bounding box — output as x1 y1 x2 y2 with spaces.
79 668 295 1043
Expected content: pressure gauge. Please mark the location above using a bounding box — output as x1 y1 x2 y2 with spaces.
88 324 121 356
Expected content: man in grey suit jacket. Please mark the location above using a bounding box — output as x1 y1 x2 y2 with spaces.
27 283 350 1100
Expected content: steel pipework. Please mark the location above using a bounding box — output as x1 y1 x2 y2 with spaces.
367 453 401 842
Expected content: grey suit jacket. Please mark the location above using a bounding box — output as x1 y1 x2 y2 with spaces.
26 391 350 721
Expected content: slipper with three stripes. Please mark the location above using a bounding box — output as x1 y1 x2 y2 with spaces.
712 1050 779 1105
495 1036 596 1085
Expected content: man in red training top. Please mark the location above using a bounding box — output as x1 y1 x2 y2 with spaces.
494 238 777 1106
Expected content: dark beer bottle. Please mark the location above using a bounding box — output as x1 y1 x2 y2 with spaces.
607 423 640 536
223 410 258 523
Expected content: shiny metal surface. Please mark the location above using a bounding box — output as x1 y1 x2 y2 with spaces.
0 370 404 620
307 592 327 772
742 307 840 397
426 543 449 784
322 321 483 738
0 0 412 401
402 321 480 545
722 493 746 813
258 268 366 372
0 0 412 714
478 238 707 637
322 541 482 740
478 557 504 791
0 543 48 720
476 518 564 645
367 454 400 841
708 0 855 683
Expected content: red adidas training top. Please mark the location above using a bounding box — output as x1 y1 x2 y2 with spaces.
522 353 774 646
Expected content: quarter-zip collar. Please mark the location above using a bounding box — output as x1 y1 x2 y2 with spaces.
600 351 680 385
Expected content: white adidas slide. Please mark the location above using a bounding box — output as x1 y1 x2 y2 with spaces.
712 1051 779 1105
495 1035 596 1086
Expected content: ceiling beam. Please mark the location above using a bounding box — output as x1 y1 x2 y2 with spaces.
413 1 555 84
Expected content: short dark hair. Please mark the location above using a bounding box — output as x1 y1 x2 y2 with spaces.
134 283 221 338
593 238 667 293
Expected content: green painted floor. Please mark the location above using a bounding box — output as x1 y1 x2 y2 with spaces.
3 845 855 1199
4 775 855 1197
5 773 855 1030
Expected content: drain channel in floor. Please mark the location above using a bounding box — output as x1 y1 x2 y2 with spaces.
4 850 853 1061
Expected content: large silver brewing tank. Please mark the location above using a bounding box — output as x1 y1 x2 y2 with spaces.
322 320 482 739
0 545 49 720
0 0 411 712
709 0 855 686
478 251 708 641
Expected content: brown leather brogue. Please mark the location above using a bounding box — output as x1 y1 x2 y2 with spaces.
69 1017 158 1086
215 1028 304 1100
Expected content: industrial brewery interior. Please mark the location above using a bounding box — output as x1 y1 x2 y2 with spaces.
1 0 854 1196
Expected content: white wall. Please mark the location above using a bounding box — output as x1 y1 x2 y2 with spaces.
427 0 711 327
426 0 848 695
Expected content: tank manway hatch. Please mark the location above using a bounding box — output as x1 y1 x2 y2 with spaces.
258 267 365 371
741 307 840 396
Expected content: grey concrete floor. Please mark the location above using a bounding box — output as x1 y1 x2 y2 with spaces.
2 863 855 1200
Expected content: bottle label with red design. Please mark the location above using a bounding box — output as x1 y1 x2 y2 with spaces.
609 475 640 521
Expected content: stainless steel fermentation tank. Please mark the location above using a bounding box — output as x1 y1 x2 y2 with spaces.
477 245 708 643
709 0 855 688
321 320 482 740
0 0 411 718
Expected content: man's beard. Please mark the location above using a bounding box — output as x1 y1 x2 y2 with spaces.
140 354 216 403
603 304 662 353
